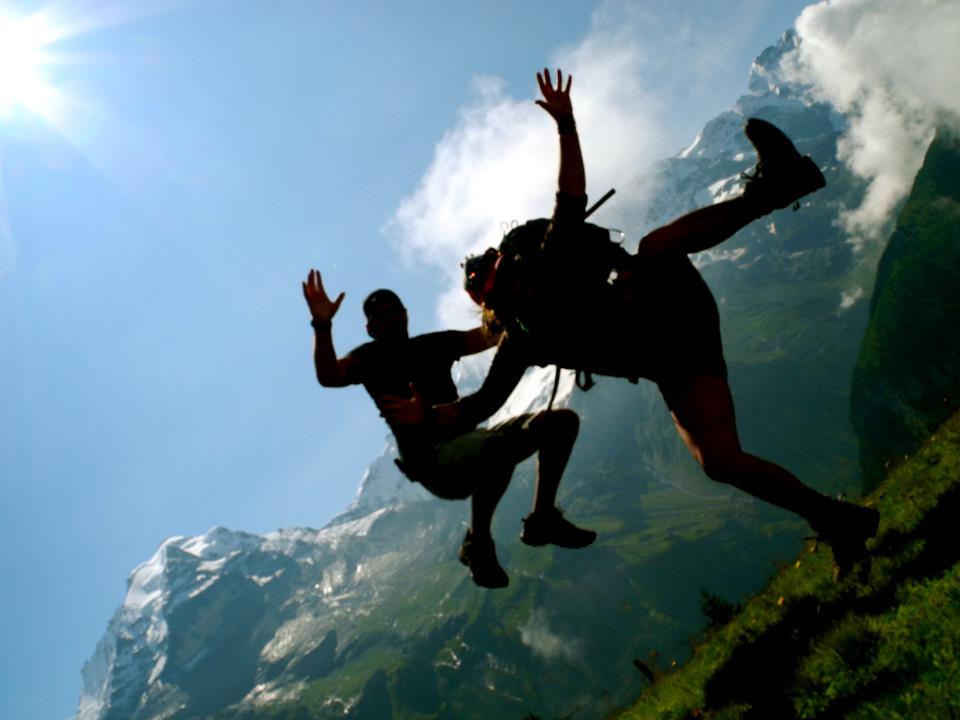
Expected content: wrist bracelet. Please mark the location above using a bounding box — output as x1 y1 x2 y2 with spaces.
311 318 332 331
557 114 577 135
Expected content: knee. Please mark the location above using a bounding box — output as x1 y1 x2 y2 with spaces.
485 466 513 494
553 408 580 439
533 408 579 440
699 447 743 484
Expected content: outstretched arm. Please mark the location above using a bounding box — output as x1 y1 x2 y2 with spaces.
302 269 356 387
537 68 585 199
451 333 529 425
463 326 501 356
381 333 530 431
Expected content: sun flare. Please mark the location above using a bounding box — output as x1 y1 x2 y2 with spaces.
0 11 62 120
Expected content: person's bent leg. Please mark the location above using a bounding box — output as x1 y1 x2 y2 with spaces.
517 409 596 548
670 374 879 577
423 432 514 588
528 408 579 513
670 374 832 518
469 465 512 542
638 197 765 262
480 410 579 513
460 465 512 588
638 119 825 262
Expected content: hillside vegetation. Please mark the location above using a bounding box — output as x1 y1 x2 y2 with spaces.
612 410 960 720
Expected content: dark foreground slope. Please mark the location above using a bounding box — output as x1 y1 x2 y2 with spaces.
614 408 960 720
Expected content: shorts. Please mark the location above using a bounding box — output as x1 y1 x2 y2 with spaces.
651 319 728 410
403 413 538 500
635 254 729 410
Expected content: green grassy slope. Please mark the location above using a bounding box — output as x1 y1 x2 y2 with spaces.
611 409 960 720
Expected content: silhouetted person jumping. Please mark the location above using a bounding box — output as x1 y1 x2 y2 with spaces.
303 273 595 588
383 68 879 579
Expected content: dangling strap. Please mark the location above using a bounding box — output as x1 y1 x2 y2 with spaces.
538 188 614 411
547 366 561 410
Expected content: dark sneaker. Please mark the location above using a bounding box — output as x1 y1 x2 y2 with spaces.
459 530 509 589
813 502 880 581
741 117 826 211
521 507 597 549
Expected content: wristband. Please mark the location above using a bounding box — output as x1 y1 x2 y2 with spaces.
557 114 577 135
311 318 332 331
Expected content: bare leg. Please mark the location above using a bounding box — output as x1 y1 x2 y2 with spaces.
488 409 580 514
511 409 596 548
670 374 830 523
638 197 766 262
469 469 511 541
528 409 579 513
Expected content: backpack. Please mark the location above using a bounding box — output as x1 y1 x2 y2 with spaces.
497 217 631 326
494 216 635 393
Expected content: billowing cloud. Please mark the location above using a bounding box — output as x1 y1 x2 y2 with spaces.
785 0 960 244
839 285 864 311
520 608 584 664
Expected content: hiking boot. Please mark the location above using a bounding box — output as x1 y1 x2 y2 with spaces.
459 530 509 589
521 507 597 549
741 117 826 211
812 502 880 581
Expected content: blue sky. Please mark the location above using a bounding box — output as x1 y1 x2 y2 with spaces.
0 1 822 717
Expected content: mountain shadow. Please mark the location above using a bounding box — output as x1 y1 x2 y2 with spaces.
851 129 960 490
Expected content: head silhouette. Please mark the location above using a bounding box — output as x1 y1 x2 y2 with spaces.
463 247 500 306
363 289 408 341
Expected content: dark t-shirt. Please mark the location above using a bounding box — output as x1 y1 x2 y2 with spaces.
346 330 472 461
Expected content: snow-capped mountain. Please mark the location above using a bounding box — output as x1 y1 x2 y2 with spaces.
76 31 914 720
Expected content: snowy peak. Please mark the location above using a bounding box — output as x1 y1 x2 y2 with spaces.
331 437 431 524
748 29 801 97
123 527 263 612
678 30 829 163
78 509 410 720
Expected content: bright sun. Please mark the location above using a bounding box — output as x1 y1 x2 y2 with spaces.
0 12 59 119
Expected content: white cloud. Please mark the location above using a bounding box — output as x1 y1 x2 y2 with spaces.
839 285 864 311
520 608 583 664
784 0 960 242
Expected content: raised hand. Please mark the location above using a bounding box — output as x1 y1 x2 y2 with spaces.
536 68 573 122
302 269 345 323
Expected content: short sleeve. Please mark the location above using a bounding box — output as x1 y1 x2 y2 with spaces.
343 342 370 385
422 330 470 364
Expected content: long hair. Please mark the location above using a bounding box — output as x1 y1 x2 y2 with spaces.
480 306 504 342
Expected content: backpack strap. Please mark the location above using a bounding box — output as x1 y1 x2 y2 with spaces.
547 366 562 410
